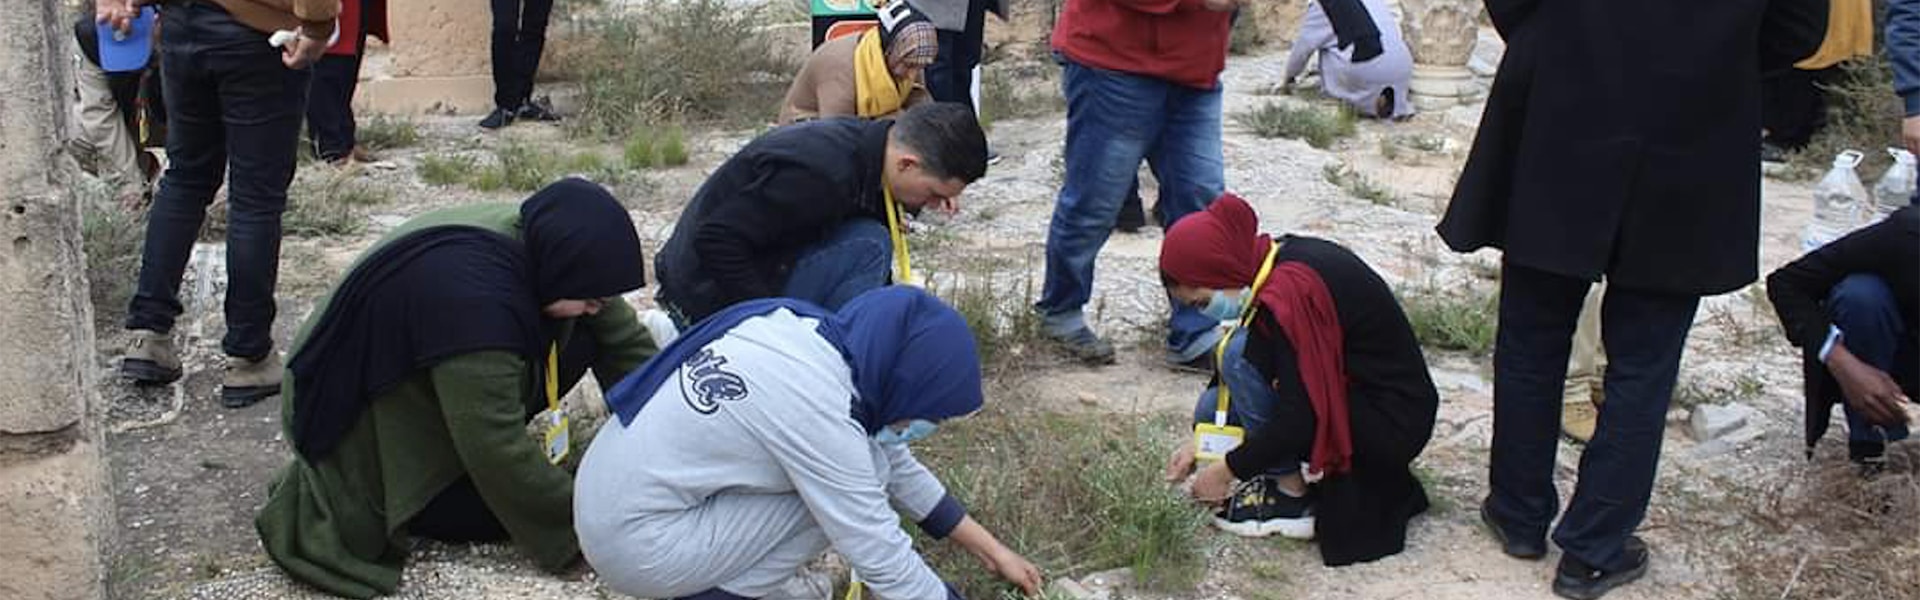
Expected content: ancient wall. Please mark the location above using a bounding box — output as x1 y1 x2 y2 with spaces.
0 1 113 599
357 0 497 115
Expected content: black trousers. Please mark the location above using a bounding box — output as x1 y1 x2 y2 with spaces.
305 53 362 161
1761 66 1836 151
924 0 989 107
489 0 555 111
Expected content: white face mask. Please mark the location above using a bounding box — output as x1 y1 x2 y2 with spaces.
873 419 939 445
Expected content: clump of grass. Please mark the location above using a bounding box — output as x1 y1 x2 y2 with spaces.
1697 455 1920 600
82 195 145 327
1399 284 1498 355
1228 7 1265 55
357 115 420 151
914 410 1207 597
496 143 558 192
417 153 475 186
286 173 386 236
624 124 692 170
1787 57 1905 180
561 0 793 137
935 260 1043 368
1322 163 1396 205
1235 102 1356 149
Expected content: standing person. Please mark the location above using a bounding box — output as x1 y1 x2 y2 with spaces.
1560 284 1604 443
1893 0 1920 165
1435 1 1827 599
1158 195 1438 566
101 0 337 408
1282 0 1414 120
577 287 1041 600
69 12 160 209
778 1 939 124
306 0 388 165
256 178 658 598
907 0 999 115
481 0 560 129
1036 0 1237 366
1767 206 1918 473
1760 0 1873 162
653 104 987 327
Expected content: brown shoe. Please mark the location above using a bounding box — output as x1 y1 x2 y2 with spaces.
1561 399 1599 443
221 353 283 408
121 329 182 385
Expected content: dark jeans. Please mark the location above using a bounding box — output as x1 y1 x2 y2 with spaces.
490 0 554 111
127 1 309 360
306 53 362 161
924 0 988 107
662 220 892 328
1190 327 1303 476
1828 274 1919 444
1484 262 1700 572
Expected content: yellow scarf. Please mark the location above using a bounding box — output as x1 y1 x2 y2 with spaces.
1796 0 1874 70
854 29 911 118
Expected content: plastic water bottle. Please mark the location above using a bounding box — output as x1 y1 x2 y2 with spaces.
1804 150 1871 252
1871 147 1916 219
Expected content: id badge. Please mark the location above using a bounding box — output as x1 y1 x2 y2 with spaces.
1193 422 1245 464
538 408 570 465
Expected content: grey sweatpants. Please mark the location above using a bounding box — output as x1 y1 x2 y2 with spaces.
580 491 830 599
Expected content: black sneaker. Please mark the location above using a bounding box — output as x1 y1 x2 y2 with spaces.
479 107 516 130
1480 500 1547 560
1552 537 1650 600
1760 141 1789 165
1213 475 1315 539
1850 440 1888 477
517 96 562 122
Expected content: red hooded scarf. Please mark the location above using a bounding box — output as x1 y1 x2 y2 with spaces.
1159 194 1353 477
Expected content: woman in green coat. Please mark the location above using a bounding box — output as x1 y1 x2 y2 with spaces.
255 178 658 598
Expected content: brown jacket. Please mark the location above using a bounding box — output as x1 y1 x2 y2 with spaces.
142 0 341 39
778 35 929 124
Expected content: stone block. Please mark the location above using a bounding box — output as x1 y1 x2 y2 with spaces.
1689 403 1755 442
0 441 111 600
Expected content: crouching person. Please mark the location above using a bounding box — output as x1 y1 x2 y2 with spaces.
255 178 660 598
1159 194 1439 566
576 287 1042 599
1767 205 1918 472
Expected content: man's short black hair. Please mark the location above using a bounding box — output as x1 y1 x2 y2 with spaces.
891 102 989 183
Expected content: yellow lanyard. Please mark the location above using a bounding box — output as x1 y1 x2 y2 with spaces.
881 178 914 284
1210 242 1281 426
546 342 560 413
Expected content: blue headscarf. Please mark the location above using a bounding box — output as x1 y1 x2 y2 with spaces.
606 287 982 433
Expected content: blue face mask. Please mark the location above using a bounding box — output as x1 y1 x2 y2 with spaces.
1201 288 1250 321
874 419 939 445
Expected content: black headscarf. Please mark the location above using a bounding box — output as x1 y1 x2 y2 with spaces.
288 178 646 460
1321 0 1385 63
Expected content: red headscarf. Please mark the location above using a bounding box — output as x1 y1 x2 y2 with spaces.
1160 194 1353 477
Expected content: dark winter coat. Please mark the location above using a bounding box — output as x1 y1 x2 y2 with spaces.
1437 0 1828 295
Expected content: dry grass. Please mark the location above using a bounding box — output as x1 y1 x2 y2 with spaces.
1700 447 1920 599
1236 102 1357 149
1785 57 1906 180
557 0 794 138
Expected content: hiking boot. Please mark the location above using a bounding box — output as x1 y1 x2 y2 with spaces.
222 353 283 409
1851 440 1888 478
1562 400 1599 443
517 96 562 122
1115 193 1148 233
1046 326 1116 365
1166 351 1215 375
1213 475 1315 539
1480 500 1546 560
479 106 517 130
121 329 182 385
1552 537 1651 600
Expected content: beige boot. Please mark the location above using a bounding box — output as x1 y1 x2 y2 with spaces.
121 329 182 385
222 352 283 408
1562 400 1599 443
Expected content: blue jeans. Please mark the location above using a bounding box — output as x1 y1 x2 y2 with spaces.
1190 327 1302 476
126 1 309 360
1484 263 1700 572
1037 57 1226 359
1829 274 1918 444
781 220 893 312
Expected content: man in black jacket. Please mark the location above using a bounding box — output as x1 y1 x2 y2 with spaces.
1436 1 1828 599
1768 206 1919 472
654 103 988 326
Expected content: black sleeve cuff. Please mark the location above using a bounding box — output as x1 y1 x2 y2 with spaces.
916 494 967 539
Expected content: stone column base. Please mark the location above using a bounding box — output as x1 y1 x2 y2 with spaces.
357 75 497 116
1410 64 1477 110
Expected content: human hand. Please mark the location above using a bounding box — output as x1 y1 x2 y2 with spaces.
96 0 139 35
281 33 327 69
1828 344 1913 427
1188 460 1237 505
1164 442 1197 482
981 545 1043 596
1903 115 1920 159
1203 0 1240 12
